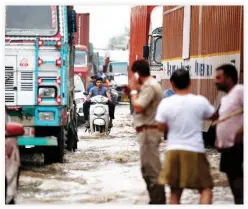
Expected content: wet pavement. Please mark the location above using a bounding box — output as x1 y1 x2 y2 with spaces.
17 104 234 204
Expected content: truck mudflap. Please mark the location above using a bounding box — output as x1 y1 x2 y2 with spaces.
18 136 58 146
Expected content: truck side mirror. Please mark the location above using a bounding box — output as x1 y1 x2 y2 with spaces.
143 45 149 59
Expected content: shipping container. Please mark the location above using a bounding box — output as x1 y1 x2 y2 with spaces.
74 13 90 49
161 5 243 131
128 6 156 79
74 13 90 87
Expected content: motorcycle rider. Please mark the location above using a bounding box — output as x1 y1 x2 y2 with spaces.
87 75 97 93
83 77 115 128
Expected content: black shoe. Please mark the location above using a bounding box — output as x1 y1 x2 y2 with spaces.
85 121 90 128
108 120 113 128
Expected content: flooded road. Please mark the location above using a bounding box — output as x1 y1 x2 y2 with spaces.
17 105 234 204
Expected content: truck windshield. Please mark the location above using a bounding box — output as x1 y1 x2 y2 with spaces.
75 51 87 67
5 6 58 36
154 38 162 63
110 63 128 75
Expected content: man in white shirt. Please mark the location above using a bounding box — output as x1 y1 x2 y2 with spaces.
215 64 243 204
155 69 215 204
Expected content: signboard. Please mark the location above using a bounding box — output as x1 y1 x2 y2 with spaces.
162 52 240 79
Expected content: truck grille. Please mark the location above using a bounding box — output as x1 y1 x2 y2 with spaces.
20 72 33 91
5 66 14 91
5 66 16 104
5 92 15 103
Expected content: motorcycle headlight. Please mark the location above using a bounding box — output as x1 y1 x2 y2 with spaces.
76 98 85 104
93 106 105 116
38 112 54 121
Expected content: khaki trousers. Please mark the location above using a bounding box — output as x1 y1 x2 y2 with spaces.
138 129 166 204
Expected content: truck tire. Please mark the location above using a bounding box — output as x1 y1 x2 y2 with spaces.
44 127 65 164
66 127 74 152
55 127 65 163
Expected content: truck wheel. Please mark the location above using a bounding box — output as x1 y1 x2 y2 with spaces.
55 127 65 163
44 127 65 164
44 149 55 164
72 128 78 152
67 128 74 152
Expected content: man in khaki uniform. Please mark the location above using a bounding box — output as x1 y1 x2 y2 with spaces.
129 59 165 204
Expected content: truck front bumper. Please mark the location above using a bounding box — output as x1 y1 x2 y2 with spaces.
18 136 58 146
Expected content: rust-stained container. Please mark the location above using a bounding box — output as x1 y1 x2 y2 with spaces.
161 5 243 112
128 6 156 79
74 13 90 49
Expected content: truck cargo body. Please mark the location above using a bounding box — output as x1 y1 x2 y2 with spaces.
161 6 243 106
128 6 155 79
128 5 243 132
74 13 90 48
74 13 90 87
161 5 243 131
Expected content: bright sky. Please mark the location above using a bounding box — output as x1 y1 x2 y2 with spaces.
74 5 131 49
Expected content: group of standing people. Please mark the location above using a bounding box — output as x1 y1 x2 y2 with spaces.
129 59 243 204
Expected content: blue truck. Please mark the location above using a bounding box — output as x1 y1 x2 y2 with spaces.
5 5 79 163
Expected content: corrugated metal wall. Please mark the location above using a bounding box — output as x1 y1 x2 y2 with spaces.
201 6 241 55
74 13 90 49
162 6 242 59
162 6 184 59
161 6 243 107
128 6 156 79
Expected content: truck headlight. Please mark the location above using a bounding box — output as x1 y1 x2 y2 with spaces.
93 107 105 116
39 87 56 98
38 112 54 121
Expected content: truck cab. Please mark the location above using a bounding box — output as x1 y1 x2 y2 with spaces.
106 61 129 102
143 6 164 82
74 45 89 87
5 5 79 163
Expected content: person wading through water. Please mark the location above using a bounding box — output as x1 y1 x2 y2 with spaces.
156 69 215 204
214 64 243 204
129 59 166 204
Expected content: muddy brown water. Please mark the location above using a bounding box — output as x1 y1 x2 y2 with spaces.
16 105 234 204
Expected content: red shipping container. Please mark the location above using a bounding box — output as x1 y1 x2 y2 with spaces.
74 13 90 49
128 6 156 79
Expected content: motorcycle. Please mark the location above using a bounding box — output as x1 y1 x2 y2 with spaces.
88 95 111 134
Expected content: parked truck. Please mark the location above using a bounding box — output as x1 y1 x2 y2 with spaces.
74 13 90 88
129 6 243 141
5 5 79 163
